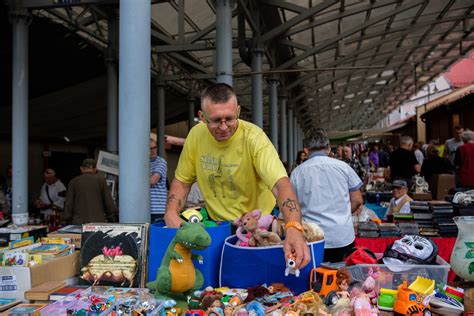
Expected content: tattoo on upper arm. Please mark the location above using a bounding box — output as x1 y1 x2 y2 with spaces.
282 198 299 212
167 194 182 208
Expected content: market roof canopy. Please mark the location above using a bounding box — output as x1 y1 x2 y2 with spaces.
2 0 474 142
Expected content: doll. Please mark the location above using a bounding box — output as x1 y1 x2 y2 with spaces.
362 268 380 305
334 268 351 309
223 305 233 316
207 299 224 316
350 287 378 316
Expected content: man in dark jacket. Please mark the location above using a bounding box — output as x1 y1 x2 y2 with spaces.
389 136 421 184
64 159 117 224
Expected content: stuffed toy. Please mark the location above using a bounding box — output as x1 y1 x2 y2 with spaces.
234 209 274 246
146 222 211 299
236 210 281 247
362 268 380 306
302 221 324 242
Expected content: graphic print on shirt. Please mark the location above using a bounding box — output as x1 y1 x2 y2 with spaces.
200 154 237 199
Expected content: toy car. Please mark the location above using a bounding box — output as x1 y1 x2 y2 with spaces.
309 267 339 306
393 281 432 316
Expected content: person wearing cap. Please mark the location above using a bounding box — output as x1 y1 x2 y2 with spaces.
290 127 364 263
386 179 413 217
35 168 67 216
63 159 117 224
164 83 310 270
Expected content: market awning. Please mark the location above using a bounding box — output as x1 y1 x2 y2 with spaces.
421 83 474 118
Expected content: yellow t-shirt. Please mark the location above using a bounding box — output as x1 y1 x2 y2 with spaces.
175 120 287 221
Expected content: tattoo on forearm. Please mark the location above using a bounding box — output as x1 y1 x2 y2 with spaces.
167 194 182 208
282 198 299 212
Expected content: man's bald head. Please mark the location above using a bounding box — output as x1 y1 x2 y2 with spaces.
343 146 352 159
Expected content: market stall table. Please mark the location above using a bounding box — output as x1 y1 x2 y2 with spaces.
355 236 457 282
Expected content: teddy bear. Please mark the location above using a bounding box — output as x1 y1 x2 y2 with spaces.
234 209 275 246
240 210 282 247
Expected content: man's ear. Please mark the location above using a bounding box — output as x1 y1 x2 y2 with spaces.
198 110 206 123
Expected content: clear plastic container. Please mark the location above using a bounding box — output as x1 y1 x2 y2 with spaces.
346 254 450 290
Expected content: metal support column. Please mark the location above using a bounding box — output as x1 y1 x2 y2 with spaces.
251 48 263 127
106 15 118 153
293 116 298 155
119 0 151 223
288 108 294 167
279 96 288 163
268 77 278 151
215 0 234 85
300 127 305 148
10 10 30 225
188 95 195 132
157 81 166 159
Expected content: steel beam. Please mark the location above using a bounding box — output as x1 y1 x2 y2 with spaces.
277 0 425 70
119 0 151 223
106 14 118 153
268 76 278 151
288 107 294 167
279 95 288 162
251 48 263 127
10 10 30 225
260 0 339 43
215 0 234 85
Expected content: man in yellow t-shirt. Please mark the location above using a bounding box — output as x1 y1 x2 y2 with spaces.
164 83 310 270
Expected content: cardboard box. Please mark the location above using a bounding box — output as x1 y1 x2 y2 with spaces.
0 252 79 301
46 232 82 249
429 174 455 200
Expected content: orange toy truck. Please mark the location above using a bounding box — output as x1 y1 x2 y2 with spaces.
393 281 432 316
309 267 339 306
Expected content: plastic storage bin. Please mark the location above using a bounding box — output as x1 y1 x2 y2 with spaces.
346 253 450 290
219 235 325 294
148 221 231 288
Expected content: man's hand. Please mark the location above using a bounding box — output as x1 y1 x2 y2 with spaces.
283 228 310 269
164 211 184 228
164 179 192 228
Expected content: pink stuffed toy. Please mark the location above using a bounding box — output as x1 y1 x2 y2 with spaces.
234 209 274 247
362 268 380 306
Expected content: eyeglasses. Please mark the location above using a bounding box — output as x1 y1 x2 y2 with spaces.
150 146 157 150
201 111 239 128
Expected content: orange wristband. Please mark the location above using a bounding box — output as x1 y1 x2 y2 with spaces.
285 221 304 233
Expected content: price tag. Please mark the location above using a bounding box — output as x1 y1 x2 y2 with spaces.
0 276 17 292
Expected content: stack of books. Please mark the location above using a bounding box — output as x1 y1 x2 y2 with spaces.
357 221 379 237
398 222 420 235
410 201 435 231
28 243 73 261
430 201 457 237
378 223 400 237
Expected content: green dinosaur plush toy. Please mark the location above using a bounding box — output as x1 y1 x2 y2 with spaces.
147 222 211 300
